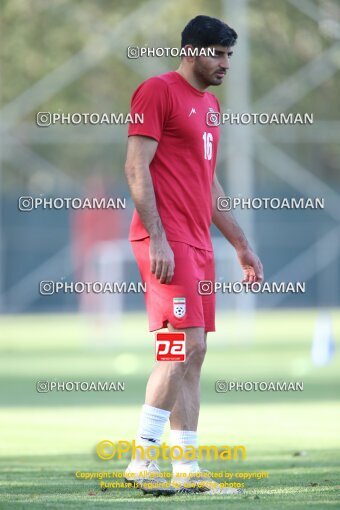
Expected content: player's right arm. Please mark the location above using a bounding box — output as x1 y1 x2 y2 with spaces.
125 135 175 284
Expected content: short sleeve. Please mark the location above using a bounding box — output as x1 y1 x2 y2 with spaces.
128 77 169 142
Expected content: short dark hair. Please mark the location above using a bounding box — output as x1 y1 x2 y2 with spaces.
181 15 237 48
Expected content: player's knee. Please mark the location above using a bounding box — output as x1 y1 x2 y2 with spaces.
186 339 207 366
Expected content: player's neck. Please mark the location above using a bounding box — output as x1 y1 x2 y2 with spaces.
175 67 207 92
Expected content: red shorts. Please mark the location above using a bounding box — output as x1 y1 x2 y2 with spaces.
131 238 215 332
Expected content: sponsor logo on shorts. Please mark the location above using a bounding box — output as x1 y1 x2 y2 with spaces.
155 332 186 362
173 297 186 319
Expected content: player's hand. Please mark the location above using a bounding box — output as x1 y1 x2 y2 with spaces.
149 234 175 284
236 246 264 284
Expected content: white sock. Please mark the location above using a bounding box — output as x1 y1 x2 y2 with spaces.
129 404 170 468
170 429 200 476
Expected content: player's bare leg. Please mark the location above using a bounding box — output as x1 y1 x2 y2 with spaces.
168 328 207 431
165 327 207 478
124 326 206 495
165 328 243 495
145 326 206 412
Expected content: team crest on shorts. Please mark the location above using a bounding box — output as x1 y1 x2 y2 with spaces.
173 297 186 319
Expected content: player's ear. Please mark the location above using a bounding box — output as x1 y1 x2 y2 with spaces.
183 44 195 63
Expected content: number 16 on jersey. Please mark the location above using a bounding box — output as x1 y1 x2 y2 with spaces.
203 132 213 160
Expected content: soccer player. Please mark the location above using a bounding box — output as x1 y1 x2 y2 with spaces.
124 15 263 496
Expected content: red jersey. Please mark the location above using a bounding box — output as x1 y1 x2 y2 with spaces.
128 71 220 251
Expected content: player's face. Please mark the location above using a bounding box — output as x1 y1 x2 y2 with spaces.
193 45 233 87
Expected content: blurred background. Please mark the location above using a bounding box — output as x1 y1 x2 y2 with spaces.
0 1 340 506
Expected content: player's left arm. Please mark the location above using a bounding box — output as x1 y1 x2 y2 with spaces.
211 174 264 283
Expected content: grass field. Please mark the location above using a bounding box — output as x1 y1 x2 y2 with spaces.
0 310 339 509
